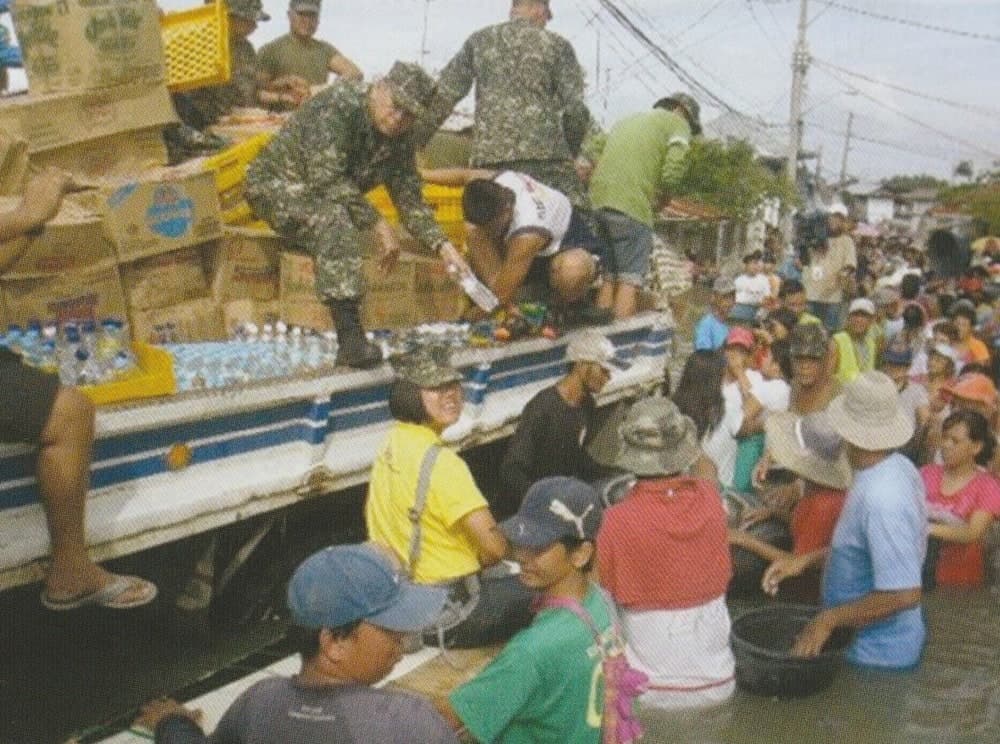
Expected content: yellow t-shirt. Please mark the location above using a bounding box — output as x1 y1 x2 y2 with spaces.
365 422 488 584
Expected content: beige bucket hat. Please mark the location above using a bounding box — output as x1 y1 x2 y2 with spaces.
765 411 852 490
826 371 914 451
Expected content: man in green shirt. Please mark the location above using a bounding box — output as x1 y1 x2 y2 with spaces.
588 93 700 319
258 0 362 91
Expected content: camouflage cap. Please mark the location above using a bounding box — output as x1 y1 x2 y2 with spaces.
654 92 702 135
289 0 321 12
789 322 829 359
228 0 270 22
383 61 436 119
389 346 463 388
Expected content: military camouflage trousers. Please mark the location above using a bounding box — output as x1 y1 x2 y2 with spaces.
246 185 366 301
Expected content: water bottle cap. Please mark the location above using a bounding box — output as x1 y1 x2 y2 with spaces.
75 348 89 360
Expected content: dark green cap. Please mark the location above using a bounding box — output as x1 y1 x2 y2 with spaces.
228 0 270 22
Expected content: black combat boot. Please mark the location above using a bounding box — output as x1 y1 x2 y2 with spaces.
328 298 383 369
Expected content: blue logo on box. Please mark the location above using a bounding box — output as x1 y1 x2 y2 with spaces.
146 185 195 238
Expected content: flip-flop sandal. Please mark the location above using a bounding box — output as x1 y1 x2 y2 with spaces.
41 574 158 611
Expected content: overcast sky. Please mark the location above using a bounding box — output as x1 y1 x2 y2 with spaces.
38 1 1000 187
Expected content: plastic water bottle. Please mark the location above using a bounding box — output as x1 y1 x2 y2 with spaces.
58 325 81 385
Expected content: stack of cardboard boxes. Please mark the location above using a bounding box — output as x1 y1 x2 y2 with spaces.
0 0 464 357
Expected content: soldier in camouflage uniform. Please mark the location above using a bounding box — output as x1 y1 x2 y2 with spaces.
173 0 269 131
413 0 592 211
245 62 472 369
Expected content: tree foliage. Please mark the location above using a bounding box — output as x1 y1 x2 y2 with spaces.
879 173 950 195
939 172 1000 234
674 139 798 220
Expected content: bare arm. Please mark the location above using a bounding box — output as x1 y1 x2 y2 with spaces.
460 507 507 566
328 52 362 81
419 168 496 187
728 528 791 564
490 233 549 307
762 548 828 596
792 587 922 658
929 511 994 545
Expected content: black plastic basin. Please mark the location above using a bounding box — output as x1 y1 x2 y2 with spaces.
731 604 853 698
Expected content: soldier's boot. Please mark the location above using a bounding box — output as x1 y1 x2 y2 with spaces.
329 298 383 369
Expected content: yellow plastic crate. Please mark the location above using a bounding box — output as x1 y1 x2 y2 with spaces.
365 185 466 245
161 1 231 94
201 132 274 223
81 343 177 406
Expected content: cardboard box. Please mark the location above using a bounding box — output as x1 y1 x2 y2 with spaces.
130 297 226 344
121 245 212 311
279 298 334 333
0 194 114 276
0 133 29 196
84 168 223 262
12 0 165 95
1 261 127 327
212 227 282 302
0 82 176 154
30 126 168 180
222 298 281 331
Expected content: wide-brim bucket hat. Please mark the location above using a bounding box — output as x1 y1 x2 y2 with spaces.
826 371 914 450
590 397 701 477
765 412 852 490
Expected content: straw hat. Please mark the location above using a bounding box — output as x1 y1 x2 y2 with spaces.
590 397 700 477
826 371 914 450
765 412 852 490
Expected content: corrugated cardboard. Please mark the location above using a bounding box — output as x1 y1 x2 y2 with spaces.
130 297 226 344
1 261 127 327
279 298 334 332
0 82 175 153
83 168 223 262
222 299 281 331
120 244 212 311
30 126 168 180
278 251 463 329
0 133 29 196
0 194 114 277
212 227 282 302
12 0 165 95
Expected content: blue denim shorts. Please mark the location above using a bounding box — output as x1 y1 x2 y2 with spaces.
595 208 652 286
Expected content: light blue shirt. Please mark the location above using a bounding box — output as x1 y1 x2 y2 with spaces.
693 313 729 352
823 453 927 669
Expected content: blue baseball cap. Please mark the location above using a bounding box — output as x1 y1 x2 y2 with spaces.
500 477 602 548
287 544 447 632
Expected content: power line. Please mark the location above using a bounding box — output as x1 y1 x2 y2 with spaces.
596 0 757 118
812 58 1000 119
818 0 1000 43
805 119 959 163
813 64 1000 159
744 0 786 63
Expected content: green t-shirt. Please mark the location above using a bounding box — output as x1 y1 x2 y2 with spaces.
450 585 611 744
257 33 339 85
588 108 691 227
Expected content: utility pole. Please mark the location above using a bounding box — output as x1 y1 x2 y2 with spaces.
419 0 432 67
839 111 854 187
785 0 810 189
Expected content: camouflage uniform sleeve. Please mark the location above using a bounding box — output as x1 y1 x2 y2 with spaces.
411 37 476 148
385 145 447 252
301 95 381 229
553 38 592 157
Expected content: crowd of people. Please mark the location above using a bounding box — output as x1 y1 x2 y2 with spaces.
4 1 1000 741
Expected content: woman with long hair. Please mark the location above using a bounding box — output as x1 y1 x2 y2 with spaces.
672 350 728 483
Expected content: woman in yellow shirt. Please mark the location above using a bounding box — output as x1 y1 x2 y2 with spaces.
365 347 533 648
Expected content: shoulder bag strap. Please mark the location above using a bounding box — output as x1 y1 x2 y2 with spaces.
406 444 442 579
538 593 603 645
